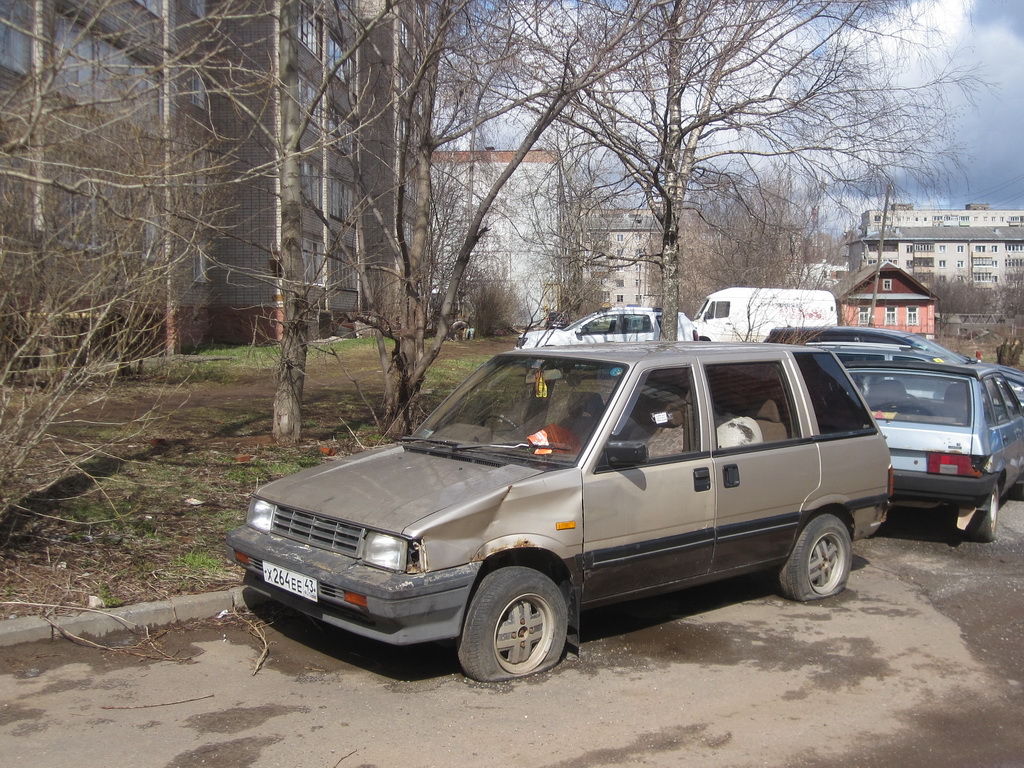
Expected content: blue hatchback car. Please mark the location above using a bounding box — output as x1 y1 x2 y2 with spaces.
845 360 1024 542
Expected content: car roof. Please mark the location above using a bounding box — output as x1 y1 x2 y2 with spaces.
842 359 995 380
498 341 811 366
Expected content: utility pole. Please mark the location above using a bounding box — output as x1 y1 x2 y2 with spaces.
868 184 893 327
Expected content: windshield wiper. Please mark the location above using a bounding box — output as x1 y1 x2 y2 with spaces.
399 436 462 448
451 442 532 453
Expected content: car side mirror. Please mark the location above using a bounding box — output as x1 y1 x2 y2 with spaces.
605 440 648 469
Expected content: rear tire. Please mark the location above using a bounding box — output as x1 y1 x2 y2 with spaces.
779 514 852 601
968 485 999 543
457 567 567 682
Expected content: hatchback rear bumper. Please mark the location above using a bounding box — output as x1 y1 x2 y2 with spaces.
891 469 998 508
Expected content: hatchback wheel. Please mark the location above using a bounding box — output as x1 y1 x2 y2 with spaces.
968 486 999 543
779 514 852 601
457 567 567 682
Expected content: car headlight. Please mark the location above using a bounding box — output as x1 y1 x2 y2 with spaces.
247 498 277 532
361 531 408 571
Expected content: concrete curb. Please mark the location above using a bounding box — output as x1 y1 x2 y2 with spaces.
0 587 267 647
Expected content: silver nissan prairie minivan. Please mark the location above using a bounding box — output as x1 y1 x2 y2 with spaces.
227 343 891 681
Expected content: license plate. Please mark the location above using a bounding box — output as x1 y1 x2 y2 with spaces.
263 561 318 602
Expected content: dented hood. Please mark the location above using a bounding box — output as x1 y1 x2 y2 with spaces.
254 444 545 533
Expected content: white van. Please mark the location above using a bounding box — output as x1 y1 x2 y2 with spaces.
694 288 837 342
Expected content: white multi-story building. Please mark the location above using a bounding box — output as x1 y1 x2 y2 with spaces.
585 209 662 309
847 203 1024 287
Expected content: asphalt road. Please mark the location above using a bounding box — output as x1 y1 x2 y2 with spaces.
2 504 1023 768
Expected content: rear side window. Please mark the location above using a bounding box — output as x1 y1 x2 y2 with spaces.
704 361 796 447
622 314 654 333
795 352 875 434
983 376 1012 424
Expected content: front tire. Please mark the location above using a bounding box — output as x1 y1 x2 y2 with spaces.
968 485 999 543
779 514 852 601
457 567 567 682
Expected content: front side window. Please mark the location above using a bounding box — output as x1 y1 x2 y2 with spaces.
704 362 797 448
611 368 697 461
580 316 618 335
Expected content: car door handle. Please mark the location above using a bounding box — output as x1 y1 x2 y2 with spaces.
723 464 740 488
693 467 711 492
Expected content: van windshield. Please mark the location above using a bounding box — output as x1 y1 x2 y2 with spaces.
412 356 628 464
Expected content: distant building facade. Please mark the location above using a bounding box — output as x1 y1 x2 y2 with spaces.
432 150 562 326
0 0 394 347
584 208 663 310
847 203 1024 289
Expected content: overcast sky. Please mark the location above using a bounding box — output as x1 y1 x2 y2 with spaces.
920 0 1024 209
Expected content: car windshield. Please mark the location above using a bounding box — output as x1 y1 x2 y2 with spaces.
412 355 628 464
849 370 972 427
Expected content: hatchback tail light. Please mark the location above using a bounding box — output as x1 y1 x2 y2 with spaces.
926 452 982 477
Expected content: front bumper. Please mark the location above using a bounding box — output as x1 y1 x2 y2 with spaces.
226 526 481 645
891 469 999 508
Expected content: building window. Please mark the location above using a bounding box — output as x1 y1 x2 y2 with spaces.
957 245 965 253
302 238 325 285
938 245 947 253
299 5 319 55
957 260 964 268
328 177 352 221
635 294 642 303
326 35 344 78
300 160 321 208
885 306 897 325
907 306 919 326
616 234 625 242
939 260 946 268
0 0 30 74
882 278 892 291
193 248 211 282
975 245 987 252
858 306 870 325
188 74 207 108
993 245 999 252
616 294 624 303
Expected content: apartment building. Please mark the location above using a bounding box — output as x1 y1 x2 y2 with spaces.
433 149 562 326
847 203 1024 288
585 208 662 309
0 0 384 347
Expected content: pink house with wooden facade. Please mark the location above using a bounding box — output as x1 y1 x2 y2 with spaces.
836 264 938 338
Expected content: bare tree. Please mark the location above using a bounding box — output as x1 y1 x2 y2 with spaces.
567 0 969 339
695 169 842 291
0 0 226 521
345 0 658 435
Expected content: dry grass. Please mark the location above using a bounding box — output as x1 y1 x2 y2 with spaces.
0 337 509 617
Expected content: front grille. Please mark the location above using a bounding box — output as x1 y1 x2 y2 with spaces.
271 506 363 557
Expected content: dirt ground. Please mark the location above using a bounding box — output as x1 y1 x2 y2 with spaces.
0 337 515 618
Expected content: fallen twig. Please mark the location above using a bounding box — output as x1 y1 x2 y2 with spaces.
232 609 271 675
101 693 214 710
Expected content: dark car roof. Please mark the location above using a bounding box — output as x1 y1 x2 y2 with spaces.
842 359 996 381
